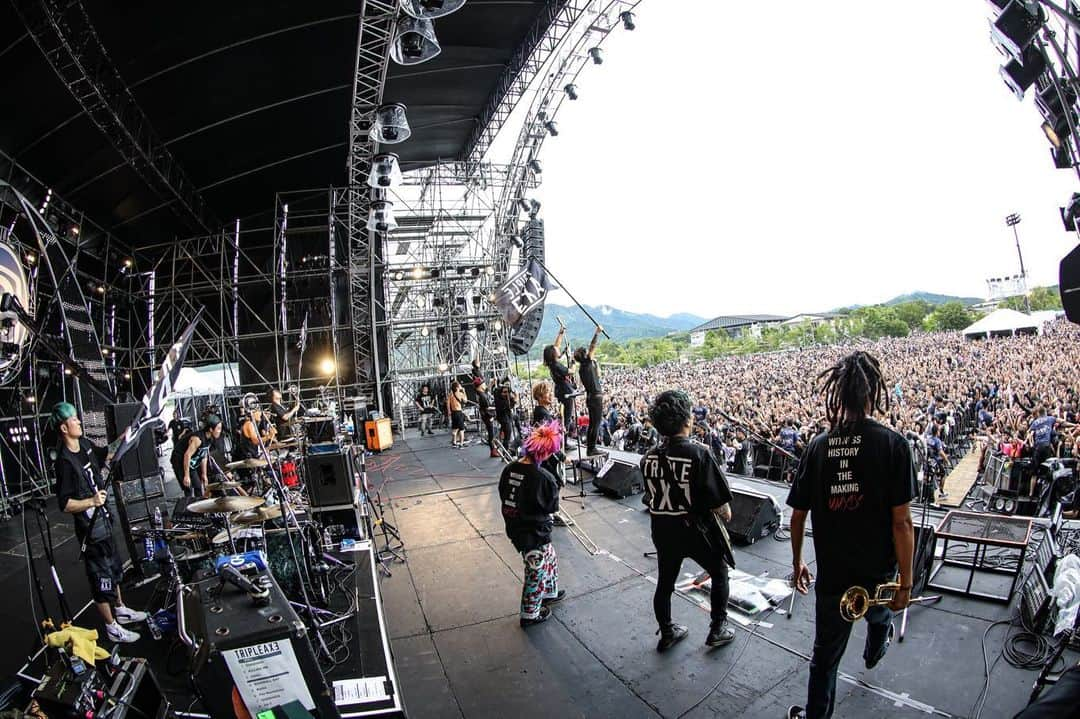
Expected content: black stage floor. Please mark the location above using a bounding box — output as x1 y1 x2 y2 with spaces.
1 435 1076 718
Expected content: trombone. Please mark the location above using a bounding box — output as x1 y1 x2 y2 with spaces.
839 581 938 622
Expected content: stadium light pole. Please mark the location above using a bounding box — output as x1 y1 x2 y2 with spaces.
1005 213 1032 313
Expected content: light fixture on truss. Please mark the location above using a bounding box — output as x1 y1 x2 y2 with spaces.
391 17 442 65
1000 45 1046 100
588 47 604 65
370 103 412 144
368 200 398 232
400 0 466 19
564 83 579 100
620 11 636 30
369 153 403 188
990 0 1045 62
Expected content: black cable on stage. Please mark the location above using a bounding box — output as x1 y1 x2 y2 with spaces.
674 614 765 719
971 619 1011 719
1002 630 1056 670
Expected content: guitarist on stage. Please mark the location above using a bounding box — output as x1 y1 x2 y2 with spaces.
640 390 735 652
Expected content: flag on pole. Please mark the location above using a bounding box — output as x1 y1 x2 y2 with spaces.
108 308 203 468
493 258 551 328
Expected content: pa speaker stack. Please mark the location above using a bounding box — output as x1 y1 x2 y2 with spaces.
726 488 782 544
509 218 546 356
1061 242 1080 324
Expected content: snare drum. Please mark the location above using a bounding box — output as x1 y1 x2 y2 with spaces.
211 527 264 555
174 546 214 582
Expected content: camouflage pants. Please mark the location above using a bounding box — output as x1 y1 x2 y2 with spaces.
521 542 559 619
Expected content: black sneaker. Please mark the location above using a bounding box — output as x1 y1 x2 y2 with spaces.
542 590 567 606
520 606 551 628
705 620 736 647
656 623 689 652
864 622 894 669
787 706 806 719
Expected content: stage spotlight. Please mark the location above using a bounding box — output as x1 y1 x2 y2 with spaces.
430 269 441 278
1051 144 1072 169
368 153 403 188
101 348 110 356
95 284 106 295
368 200 398 232
494 320 503 330
69 224 80 238
400 0 466 19
987 0 1011 12
411 266 424 279
517 198 531 213
544 120 559 136
990 0 1045 62
437 362 449 372
1059 192 1080 231
24 252 36 266
529 199 541 216
23 393 35 405
528 159 542 174
589 47 603 65
620 10 635 30
64 366 73 376
391 17 442 65
121 257 134 270
370 103 411 144
421 326 430 337
436 327 445 336
319 356 336 375
509 234 522 248
123 371 132 380
564 83 578 100
1036 83 1076 122
1000 45 1046 100
471 268 480 277
1042 113 1075 149
393 271 404 281
485 266 494 276
476 322 486 331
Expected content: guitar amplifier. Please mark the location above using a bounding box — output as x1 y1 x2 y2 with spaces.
726 488 782 544
593 457 644 498
181 572 340 718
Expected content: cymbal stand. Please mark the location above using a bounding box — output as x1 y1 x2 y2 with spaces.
356 447 404 576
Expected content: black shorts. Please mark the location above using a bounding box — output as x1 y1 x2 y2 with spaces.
84 537 123 604
451 410 466 431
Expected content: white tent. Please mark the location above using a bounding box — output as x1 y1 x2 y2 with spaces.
962 308 1040 338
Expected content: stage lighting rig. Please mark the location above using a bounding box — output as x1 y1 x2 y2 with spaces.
990 0 1045 62
319 356 336 375
528 159 542 174
544 120 559 136
620 11 636 30
589 47 604 65
1051 144 1072 169
1060 192 1080 231
517 198 531 213
400 0 466 19
391 17 442 65
1000 45 1046 99
528 199 541 217
24 252 36 266
421 327 430 337
368 200 398 232
369 153 403 188
370 103 411 144
564 83 579 100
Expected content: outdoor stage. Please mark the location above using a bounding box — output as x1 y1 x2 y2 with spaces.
0 434 1074 718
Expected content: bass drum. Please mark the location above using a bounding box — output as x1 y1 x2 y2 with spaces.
265 525 327 602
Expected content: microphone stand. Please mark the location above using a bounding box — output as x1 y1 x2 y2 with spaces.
717 409 797 478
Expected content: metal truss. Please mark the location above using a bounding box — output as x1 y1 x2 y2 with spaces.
11 0 218 234
346 1 399 412
378 163 518 423
461 0 594 170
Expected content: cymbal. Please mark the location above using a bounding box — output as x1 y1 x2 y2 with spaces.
130 527 189 538
206 480 241 491
174 531 207 541
186 496 265 514
211 527 263 544
234 505 284 525
267 439 299 449
225 458 268 470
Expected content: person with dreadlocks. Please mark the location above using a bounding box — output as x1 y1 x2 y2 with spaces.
786 351 916 719
498 420 567 628
51 402 147 643
641 389 736 652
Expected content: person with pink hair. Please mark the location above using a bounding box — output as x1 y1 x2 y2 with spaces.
499 420 567 627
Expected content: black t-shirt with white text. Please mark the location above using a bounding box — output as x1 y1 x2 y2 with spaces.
499 460 560 552
786 418 916 593
55 439 111 543
415 393 437 414
640 437 733 519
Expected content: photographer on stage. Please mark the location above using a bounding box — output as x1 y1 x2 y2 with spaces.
641 390 735 652
786 351 916 719
52 403 147 644
574 324 605 456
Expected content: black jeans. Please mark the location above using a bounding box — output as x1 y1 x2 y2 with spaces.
557 395 576 437
481 412 495 446
806 588 892 718
585 393 603 455
651 516 729 627
497 412 514 447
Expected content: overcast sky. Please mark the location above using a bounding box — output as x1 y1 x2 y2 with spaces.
517 0 1079 318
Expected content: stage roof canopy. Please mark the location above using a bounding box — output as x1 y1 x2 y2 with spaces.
961 308 1041 338
0 1 551 246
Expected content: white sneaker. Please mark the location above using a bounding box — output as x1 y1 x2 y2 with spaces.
115 606 148 624
106 622 141 643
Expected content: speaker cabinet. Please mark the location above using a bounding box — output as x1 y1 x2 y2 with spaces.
105 402 159 480
593 458 644 498
726 488 781 544
305 450 356 508
1061 242 1080 324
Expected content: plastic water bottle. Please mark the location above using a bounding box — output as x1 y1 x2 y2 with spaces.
152 506 167 561
146 614 162 641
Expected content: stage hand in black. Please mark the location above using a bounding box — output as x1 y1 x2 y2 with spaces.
792 561 812 595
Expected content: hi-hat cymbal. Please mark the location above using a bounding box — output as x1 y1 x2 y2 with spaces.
174 531 207 541
130 527 190 539
225 458 268 470
187 496 265 514
267 439 299 450
206 480 241 491
234 505 284 525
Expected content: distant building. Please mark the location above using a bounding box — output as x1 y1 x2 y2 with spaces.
689 314 790 341
779 312 846 327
